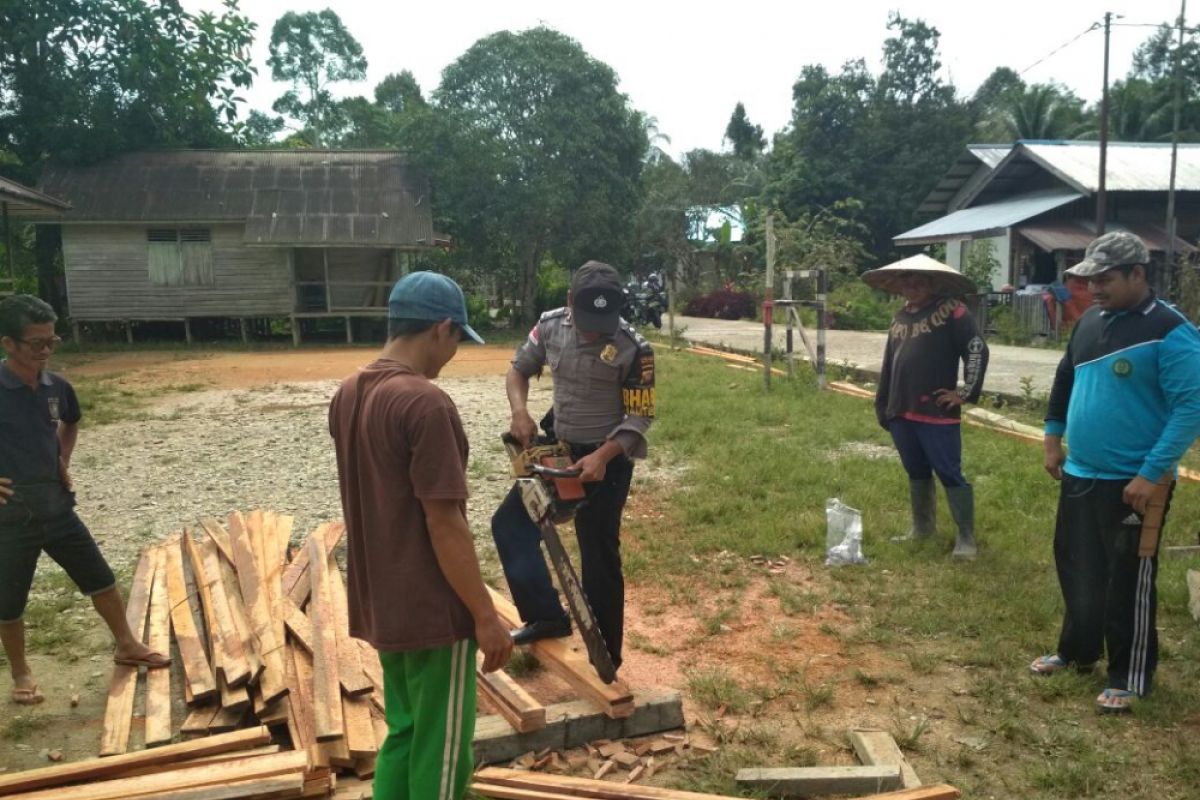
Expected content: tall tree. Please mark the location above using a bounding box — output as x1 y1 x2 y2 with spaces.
419 27 647 323
266 9 367 146
0 0 255 307
375 71 427 114
724 102 765 160
984 83 1086 140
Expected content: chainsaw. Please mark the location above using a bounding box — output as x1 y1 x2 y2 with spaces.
501 432 618 684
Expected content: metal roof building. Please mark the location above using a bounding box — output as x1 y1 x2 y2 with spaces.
895 141 1200 291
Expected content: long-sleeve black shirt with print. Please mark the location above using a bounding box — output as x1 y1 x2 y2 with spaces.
874 297 989 427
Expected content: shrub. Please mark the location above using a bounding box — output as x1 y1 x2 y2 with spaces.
684 288 756 320
535 262 570 315
825 282 897 330
464 294 494 332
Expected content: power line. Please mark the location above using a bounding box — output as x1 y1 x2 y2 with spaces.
1019 23 1103 76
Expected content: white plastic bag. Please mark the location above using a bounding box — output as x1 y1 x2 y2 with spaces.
824 498 868 566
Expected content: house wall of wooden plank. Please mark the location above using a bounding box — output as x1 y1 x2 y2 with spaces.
35 150 437 342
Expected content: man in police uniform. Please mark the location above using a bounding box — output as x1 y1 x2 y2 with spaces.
491 261 654 670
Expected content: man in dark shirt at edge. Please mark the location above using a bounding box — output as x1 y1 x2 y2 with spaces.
328 272 512 800
867 257 989 559
1034 231 1200 713
0 295 168 708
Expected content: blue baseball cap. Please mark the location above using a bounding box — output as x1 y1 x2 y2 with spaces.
387 271 484 344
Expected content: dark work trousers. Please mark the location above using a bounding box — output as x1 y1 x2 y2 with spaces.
491 445 634 669
888 418 969 488
1053 475 1172 696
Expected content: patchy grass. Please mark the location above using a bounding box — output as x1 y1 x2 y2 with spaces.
622 350 1200 800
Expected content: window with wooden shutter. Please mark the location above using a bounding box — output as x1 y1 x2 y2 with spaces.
146 229 214 286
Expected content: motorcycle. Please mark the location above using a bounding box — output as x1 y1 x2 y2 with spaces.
622 272 667 329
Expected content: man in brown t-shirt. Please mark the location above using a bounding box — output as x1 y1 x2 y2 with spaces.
329 271 511 800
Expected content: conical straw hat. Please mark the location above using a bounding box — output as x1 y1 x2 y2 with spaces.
861 254 977 296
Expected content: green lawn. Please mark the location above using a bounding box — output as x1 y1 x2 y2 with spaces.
623 348 1200 800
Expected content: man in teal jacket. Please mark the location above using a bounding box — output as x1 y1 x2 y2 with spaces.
1035 231 1200 713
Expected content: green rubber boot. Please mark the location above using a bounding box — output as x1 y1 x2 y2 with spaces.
907 478 938 540
946 484 977 560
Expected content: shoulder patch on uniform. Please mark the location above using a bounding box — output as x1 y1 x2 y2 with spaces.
539 307 569 322
952 303 967 319
618 320 652 352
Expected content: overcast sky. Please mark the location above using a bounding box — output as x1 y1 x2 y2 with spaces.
190 0 1190 157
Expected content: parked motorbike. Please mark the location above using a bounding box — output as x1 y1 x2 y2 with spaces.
622 272 667 329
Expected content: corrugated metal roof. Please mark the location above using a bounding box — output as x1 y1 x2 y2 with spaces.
37 150 433 247
895 188 1083 244
0 175 70 215
1017 220 1196 254
1021 141 1200 192
916 144 1012 215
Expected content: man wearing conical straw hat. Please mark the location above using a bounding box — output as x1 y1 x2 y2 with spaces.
863 255 990 559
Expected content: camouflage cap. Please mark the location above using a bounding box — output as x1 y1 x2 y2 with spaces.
1065 231 1150 277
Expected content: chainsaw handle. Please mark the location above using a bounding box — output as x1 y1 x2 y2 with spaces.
530 463 583 479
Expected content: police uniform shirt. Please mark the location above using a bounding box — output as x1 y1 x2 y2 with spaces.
512 309 655 458
0 361 82 484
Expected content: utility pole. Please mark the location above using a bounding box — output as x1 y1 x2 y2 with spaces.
1165 0 1188 295
1097 11 1113 235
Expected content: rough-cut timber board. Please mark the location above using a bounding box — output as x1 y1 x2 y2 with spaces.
163 534 217 703
307 533 346 742
226 512 288 704
207 531 264 685
199 517 236 565
326 551 374 696
342 693 378 760
10 750 309 800
1169 545 1200 559
473 767 738 799
98 547 155 757
849 728 922 789
487 588 633 718
144 547 173 747
180 704 219 736
102 745 284 780
283 522 345 606
736 765 902 796
477 658 546 734
473 689 683 766
209 699 247 731
0 727 271 796
284 602 314 653
134 774 305 800
187 532 251 688
287 644 317 755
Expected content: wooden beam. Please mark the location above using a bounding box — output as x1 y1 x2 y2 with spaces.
10 750 309 800
144 546 173 747
474 767 741 799
326 549 373 697
306 533 345 742
226 511 288 705
180 704 219 737
186 531 251 688
487 587 633 718
284 601 315 654
125 773 304 800
848 728 921 789
342 693 378 760
198 518 236 566
163 534 217 704
736 766 902 796
98 547 155 757
208 535 263 685
477 658 545 734
0 727 272 796
283 522 345 607
473 690 683 767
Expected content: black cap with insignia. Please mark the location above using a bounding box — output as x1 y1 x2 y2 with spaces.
571 260 625 334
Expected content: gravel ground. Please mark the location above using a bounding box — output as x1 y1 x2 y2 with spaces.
64 375 557 579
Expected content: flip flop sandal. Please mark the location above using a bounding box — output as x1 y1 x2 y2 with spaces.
11 685 44 705
1030 654 1068 675
1096 688 1136 714
114 651 171 669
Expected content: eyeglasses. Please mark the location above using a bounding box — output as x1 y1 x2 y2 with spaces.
18 336 62 351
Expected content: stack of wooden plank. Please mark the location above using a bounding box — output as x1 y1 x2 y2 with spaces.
92 511 383 797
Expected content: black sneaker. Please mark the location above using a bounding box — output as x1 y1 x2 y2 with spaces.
510 618 572 646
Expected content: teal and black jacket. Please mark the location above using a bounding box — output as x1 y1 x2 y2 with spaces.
1045 292 1200 481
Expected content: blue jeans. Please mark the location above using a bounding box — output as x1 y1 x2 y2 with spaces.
888 418 968 488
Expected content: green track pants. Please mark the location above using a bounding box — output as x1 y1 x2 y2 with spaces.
374 638 477 800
